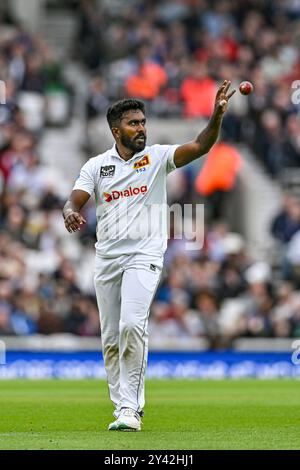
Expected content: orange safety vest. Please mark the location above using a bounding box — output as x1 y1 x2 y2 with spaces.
195 142 242 195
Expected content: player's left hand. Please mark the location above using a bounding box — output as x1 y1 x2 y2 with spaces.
214 80 236 115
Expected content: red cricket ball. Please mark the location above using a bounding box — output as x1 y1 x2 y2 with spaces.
239 81 254 95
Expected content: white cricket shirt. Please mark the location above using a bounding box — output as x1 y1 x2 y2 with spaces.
73 143 179 258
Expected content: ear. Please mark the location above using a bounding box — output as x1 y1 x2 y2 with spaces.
111 126 120 140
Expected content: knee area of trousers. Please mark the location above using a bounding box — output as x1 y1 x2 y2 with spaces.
103 341 119 356
119 321 142 337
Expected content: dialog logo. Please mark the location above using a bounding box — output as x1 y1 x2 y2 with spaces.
103 192 113 202
103 185 148 202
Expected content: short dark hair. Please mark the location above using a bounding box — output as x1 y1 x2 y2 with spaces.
106 99 145 128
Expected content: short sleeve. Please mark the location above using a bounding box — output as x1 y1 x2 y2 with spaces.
155 144 179 174
72 159 95 195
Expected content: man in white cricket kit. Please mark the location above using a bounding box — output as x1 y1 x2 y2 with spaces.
63 81 235 431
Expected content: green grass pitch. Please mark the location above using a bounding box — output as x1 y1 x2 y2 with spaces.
0 379 299 450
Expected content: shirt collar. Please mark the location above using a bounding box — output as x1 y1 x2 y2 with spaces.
110 143 147 162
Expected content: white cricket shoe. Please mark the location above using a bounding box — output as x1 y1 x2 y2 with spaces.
108 408 142 431
113 409 144 419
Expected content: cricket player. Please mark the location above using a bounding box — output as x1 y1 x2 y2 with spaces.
63 80 235 431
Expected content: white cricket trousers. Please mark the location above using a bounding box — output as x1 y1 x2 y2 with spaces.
94 253 162 414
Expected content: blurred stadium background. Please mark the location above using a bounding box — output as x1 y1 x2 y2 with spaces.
0 0 300 380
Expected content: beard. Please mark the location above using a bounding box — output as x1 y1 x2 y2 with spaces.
120 133 146 153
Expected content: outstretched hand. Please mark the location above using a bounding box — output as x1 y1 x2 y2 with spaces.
214 80 236 115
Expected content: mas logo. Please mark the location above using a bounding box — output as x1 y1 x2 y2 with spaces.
103 185 148 202
133 155 150 171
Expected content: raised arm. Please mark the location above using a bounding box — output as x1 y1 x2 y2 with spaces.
174 80 236 168
63 189 90 233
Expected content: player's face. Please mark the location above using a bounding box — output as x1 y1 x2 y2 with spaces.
118 110 147 153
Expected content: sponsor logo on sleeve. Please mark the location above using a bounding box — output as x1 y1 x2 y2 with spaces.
100 165 115 177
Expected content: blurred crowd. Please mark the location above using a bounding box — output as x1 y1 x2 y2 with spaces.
81 0 300 176
151 220 300 348
0 14 99 337
1 0 300 345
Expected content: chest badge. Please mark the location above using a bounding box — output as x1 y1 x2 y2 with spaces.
100 165 115 177
133 155 150 173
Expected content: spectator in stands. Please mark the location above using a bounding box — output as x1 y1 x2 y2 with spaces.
271 194 300 244
21 54 45 94
86 77 109 121
125 44 168 102
76 0 105 69
254 109 285 176
241 262 274 337
271 281 299 337
194 290 221 347
283 114 300 168
180 62 217 118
